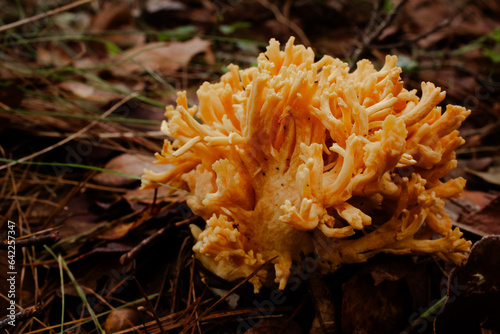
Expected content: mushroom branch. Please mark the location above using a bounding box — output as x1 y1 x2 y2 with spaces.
142 37 471 293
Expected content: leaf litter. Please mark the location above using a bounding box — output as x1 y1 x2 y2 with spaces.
0 0 499 333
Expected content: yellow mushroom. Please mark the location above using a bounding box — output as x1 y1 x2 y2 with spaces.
142 37 471 293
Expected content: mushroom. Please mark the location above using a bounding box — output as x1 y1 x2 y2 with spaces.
142 37 471 293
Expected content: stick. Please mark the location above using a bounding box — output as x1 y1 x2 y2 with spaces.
350 0 408 68
0 0 95 34
0 303 42 330
0 92 138 171
0 231 60 249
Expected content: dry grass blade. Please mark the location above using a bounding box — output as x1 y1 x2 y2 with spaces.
0 93 138 171
180 256 278 334
1 0 498 332
0 0 95 33
133 277 165 334
0 231 59 249
114 307 295 334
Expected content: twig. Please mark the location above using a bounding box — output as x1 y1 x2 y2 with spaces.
350 0 408 68
42 169 96 229
180 256 278 333
171 236 191 314
277 297 305 334
122 222 184 263
133 277 166 334
0 0 95 34
255 0 311 47
0 303 42 330
375 19 451 49
0 92 138 171
0 231 59 249
29 131 165 139
114 306 294 334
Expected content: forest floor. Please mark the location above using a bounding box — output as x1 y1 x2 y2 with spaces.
0 0 500 333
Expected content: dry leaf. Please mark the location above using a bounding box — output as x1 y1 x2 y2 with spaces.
93 153 172 187
111 37 211 75
0 82 23 109
434 235 500 333
461 190 499 211
98 205 157 240
244 319 301 334
59 81 122 102
459 194 500 236
36 44 72 67
466 167 500 186
89 2 145 49
342 272 412 334
145 0 186 13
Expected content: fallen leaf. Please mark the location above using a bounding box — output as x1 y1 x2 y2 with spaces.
111 37 211 76
459 194 500 236
434 235 500 333
93 153 173 187
145 0 186 13
466 166 500 186
0 82 24 109
98 204 156 240
244 318 301 334
460 190 499 211
59 81 122 102
36 44 72 67
342 271 412 334
89 2 145 49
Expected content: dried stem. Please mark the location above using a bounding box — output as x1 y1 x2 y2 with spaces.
0 0 96 33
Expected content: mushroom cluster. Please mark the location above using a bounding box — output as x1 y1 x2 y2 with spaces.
142 37 471 292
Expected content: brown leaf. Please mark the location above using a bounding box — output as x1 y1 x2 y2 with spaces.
0 82 24 109
89 2 145 49
342 272 412 334
466 167 500 186
145 0 186 13
98 205 155 240
59 81 122 102
111 37 211 76
434 235 500 333
461 190 499 211
36 44 73 67
93 153 173 187
459 194 500 236
244 318 301 334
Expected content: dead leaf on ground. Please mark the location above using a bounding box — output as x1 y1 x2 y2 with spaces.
0 82 24 109
401 0 493 49
111 37 212 76
36 44 73 68
123 187 188 206
89 2 145 49
434 235 500 333
58 245 133 298
98 205 155 240
59 81 123 102
459 194 500 236
93 153 173 187
460 190 499 211
466 167 500 186
145 0 186 13
342 271 412 334
244 318 301 334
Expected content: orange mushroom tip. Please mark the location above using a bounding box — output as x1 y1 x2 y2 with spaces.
142 37 472 293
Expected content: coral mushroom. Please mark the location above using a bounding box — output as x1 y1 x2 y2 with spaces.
142 37 472 292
